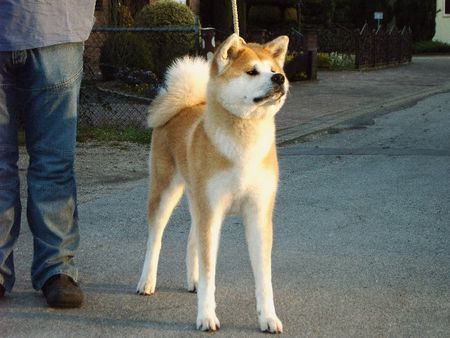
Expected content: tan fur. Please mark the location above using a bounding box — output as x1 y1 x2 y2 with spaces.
138 34 289 333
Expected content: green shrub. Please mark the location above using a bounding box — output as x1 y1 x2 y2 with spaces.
317 53 331 68
413 40 450 54
328 52 355 70
99 33 153 81
118 5 134 27
134 0 195 76
316 52 354 70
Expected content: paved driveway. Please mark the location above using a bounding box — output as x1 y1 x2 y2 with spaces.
1 92 449 337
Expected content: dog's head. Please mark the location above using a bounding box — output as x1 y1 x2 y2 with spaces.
209 34 289 119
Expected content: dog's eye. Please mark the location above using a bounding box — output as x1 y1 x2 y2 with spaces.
246 68 259 76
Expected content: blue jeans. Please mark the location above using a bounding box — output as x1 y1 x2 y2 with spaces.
0 43 83 292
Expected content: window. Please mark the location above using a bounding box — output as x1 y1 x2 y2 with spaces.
95 0 103 11
445 0 450 16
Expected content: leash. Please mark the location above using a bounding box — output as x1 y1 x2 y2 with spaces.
231 0 239 36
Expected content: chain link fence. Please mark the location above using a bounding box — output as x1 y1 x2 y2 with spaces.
79 24 309 129
80 25 200 129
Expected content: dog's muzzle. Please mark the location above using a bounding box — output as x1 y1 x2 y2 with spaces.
253 73 286 103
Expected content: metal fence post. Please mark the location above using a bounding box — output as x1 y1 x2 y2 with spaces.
304 30 318 80
194 16 200 55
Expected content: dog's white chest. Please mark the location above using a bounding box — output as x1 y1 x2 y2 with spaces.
205 121 276 214
206 161 276 215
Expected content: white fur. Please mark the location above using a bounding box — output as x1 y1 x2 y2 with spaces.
138 35 288 333
217 61 287 119
204 110 276 163
203 163 280 332
148 56 210 128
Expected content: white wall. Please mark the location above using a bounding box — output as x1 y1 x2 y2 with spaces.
434 0 450 43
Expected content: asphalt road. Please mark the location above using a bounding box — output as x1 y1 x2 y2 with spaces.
1 92 449 337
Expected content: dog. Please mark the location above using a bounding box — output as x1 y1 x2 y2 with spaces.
137 33 289 333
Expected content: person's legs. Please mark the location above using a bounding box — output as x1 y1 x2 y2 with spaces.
18 43 84 292
0 51 22 294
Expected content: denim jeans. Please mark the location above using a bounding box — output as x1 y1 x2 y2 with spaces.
0 43 83 292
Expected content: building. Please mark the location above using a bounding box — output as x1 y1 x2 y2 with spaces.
434 0 450 43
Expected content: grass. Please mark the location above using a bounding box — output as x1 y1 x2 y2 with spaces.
77 126 151 144
317 52 356 70
413 40 450 54
17 126 151 146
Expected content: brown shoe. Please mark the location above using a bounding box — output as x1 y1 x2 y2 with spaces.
42 274 83 308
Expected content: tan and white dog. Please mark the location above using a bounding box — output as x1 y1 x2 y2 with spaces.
137 33 289 333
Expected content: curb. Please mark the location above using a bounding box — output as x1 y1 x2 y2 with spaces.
276 83 450 146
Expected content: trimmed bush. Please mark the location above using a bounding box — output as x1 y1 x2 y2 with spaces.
99 33 153 81
134 0 196 76
413 40 450 54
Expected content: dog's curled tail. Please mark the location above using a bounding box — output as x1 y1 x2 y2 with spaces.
147 56 210 128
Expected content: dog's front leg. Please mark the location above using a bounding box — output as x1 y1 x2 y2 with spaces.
243 195 283 334
195 209 224 331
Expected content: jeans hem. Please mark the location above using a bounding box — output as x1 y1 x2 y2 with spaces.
33 267 79 291
0 275 15 293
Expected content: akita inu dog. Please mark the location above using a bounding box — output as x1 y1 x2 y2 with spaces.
137 34 289 333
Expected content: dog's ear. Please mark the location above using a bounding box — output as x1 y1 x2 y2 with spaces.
214 33 245 75
264 36 289 67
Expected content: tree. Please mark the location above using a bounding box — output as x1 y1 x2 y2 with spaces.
394 0 436 41
333 0 394 29
301 0 335 28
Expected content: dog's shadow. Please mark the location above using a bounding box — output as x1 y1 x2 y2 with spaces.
0 283 261 334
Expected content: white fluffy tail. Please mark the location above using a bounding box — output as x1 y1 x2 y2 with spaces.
147 56 210 128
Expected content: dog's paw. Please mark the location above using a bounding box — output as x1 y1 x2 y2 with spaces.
186 262 198 293
196 314 220 331
187 280 198 293
136 278 156 296
259 315 283 334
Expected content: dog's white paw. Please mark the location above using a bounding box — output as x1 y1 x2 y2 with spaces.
136 277 156 296
196 313 220 331
259 315 283 334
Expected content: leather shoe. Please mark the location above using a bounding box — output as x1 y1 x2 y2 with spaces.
0 284 5 298
42 274 83 308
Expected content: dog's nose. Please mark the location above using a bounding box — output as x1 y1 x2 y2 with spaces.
271 73 285 85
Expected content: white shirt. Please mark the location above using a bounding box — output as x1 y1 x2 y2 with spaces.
0 0 96 51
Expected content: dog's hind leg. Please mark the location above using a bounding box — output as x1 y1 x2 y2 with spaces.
186 216 199 292
186 191 200 293
242 193 283 333
137 162 184 296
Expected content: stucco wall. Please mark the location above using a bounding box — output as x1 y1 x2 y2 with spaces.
434 0 450 43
